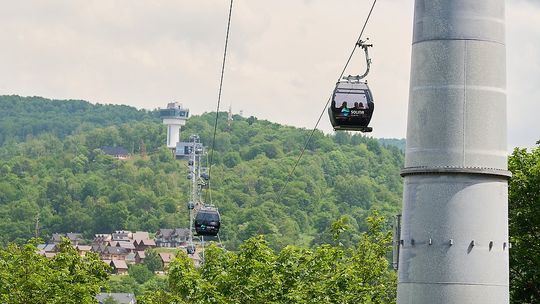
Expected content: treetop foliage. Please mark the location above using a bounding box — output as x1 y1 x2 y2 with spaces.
138 214 397 304
508 143 540 303
0 238 109 304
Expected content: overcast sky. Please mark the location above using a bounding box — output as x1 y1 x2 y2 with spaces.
0 0 538 149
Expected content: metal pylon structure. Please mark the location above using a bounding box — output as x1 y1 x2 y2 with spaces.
186 135 208 254
397 1 509 303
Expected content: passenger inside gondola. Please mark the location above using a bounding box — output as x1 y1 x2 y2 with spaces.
340 102 350 117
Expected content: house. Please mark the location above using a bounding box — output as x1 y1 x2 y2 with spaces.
135 251 146 264
159 253 174 270
110 260 129 275
76 245 92 256
38 243 57 253
134 239 156 251
91 244 107 254
100 146 131 160
100 246 130 260
37 243 58 258
112 231 131 242
93 234 112 245
188 252 203 268
109 241 136 252
50 233 83 245
132 231 149 240
125 252 136 265
96 293 136 304
155 228 190 247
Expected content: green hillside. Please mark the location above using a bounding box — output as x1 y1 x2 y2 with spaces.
0 96 404 249
0 95 158 146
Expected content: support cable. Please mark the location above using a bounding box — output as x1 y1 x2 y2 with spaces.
208 0 234 184
276 0 377 202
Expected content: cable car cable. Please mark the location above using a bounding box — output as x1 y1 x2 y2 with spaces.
209 0 234 179
340 0 377 80
276 0 377 201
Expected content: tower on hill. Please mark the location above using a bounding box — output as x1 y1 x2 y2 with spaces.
160 102 189 150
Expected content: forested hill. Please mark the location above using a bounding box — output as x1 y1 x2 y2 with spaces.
0 95 158 145
0 96 404 249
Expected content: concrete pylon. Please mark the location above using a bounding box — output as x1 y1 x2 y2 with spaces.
398 1 510 303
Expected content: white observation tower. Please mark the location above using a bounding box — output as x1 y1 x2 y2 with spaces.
160 102 189 150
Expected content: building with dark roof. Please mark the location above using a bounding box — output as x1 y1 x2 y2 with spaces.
96 293 135 304
100 146 130 160
155 228 190 248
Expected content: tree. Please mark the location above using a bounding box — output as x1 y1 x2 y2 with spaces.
142 213 397 303
128 264 154 284
508 142 540 303
0 238 110 304
144 249 163 273
108 275 140 295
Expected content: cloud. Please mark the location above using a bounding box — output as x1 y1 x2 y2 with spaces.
0 0 537 149
507 0 540 149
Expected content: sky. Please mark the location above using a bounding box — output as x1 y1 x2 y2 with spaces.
0 0 538 150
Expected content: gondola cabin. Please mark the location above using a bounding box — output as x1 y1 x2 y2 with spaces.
186 244 196 254
328 79 374 132
194 206 221 236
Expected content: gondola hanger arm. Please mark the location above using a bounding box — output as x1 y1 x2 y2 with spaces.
344 39 373 81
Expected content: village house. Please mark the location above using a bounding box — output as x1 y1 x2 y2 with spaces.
96 293 136 304
100 246 130 261
100 146 131 160
93 234 112 245
125 252 136 264
76 245 92 256
159 252 174 270
37 244 58 259
108 241 136 252
189 252 203 268
110 260 129 275
135 251 146 264
134 238 156 251
112 230 131 242
155 228 190 248
37 243 57 253
50 232 83 245
132 231 149 240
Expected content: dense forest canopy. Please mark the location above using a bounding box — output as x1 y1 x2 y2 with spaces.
0 95 404 249
0 95 158 146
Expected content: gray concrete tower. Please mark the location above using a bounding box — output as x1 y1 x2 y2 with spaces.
398 1 510 303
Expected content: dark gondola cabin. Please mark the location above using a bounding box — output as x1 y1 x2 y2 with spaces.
186 244 196 254
328 79 374 132
194 207 221 236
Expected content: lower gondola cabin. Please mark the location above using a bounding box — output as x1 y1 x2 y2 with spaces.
194 207 221 236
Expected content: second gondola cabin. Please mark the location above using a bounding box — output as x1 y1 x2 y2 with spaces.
194 206 221 236
328 78 374 132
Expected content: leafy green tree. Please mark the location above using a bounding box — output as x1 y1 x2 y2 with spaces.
142 214 396 303
508 142 540 303
108 275 140 295
144 249 163 273
0 238 109 304
129 264 154 284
